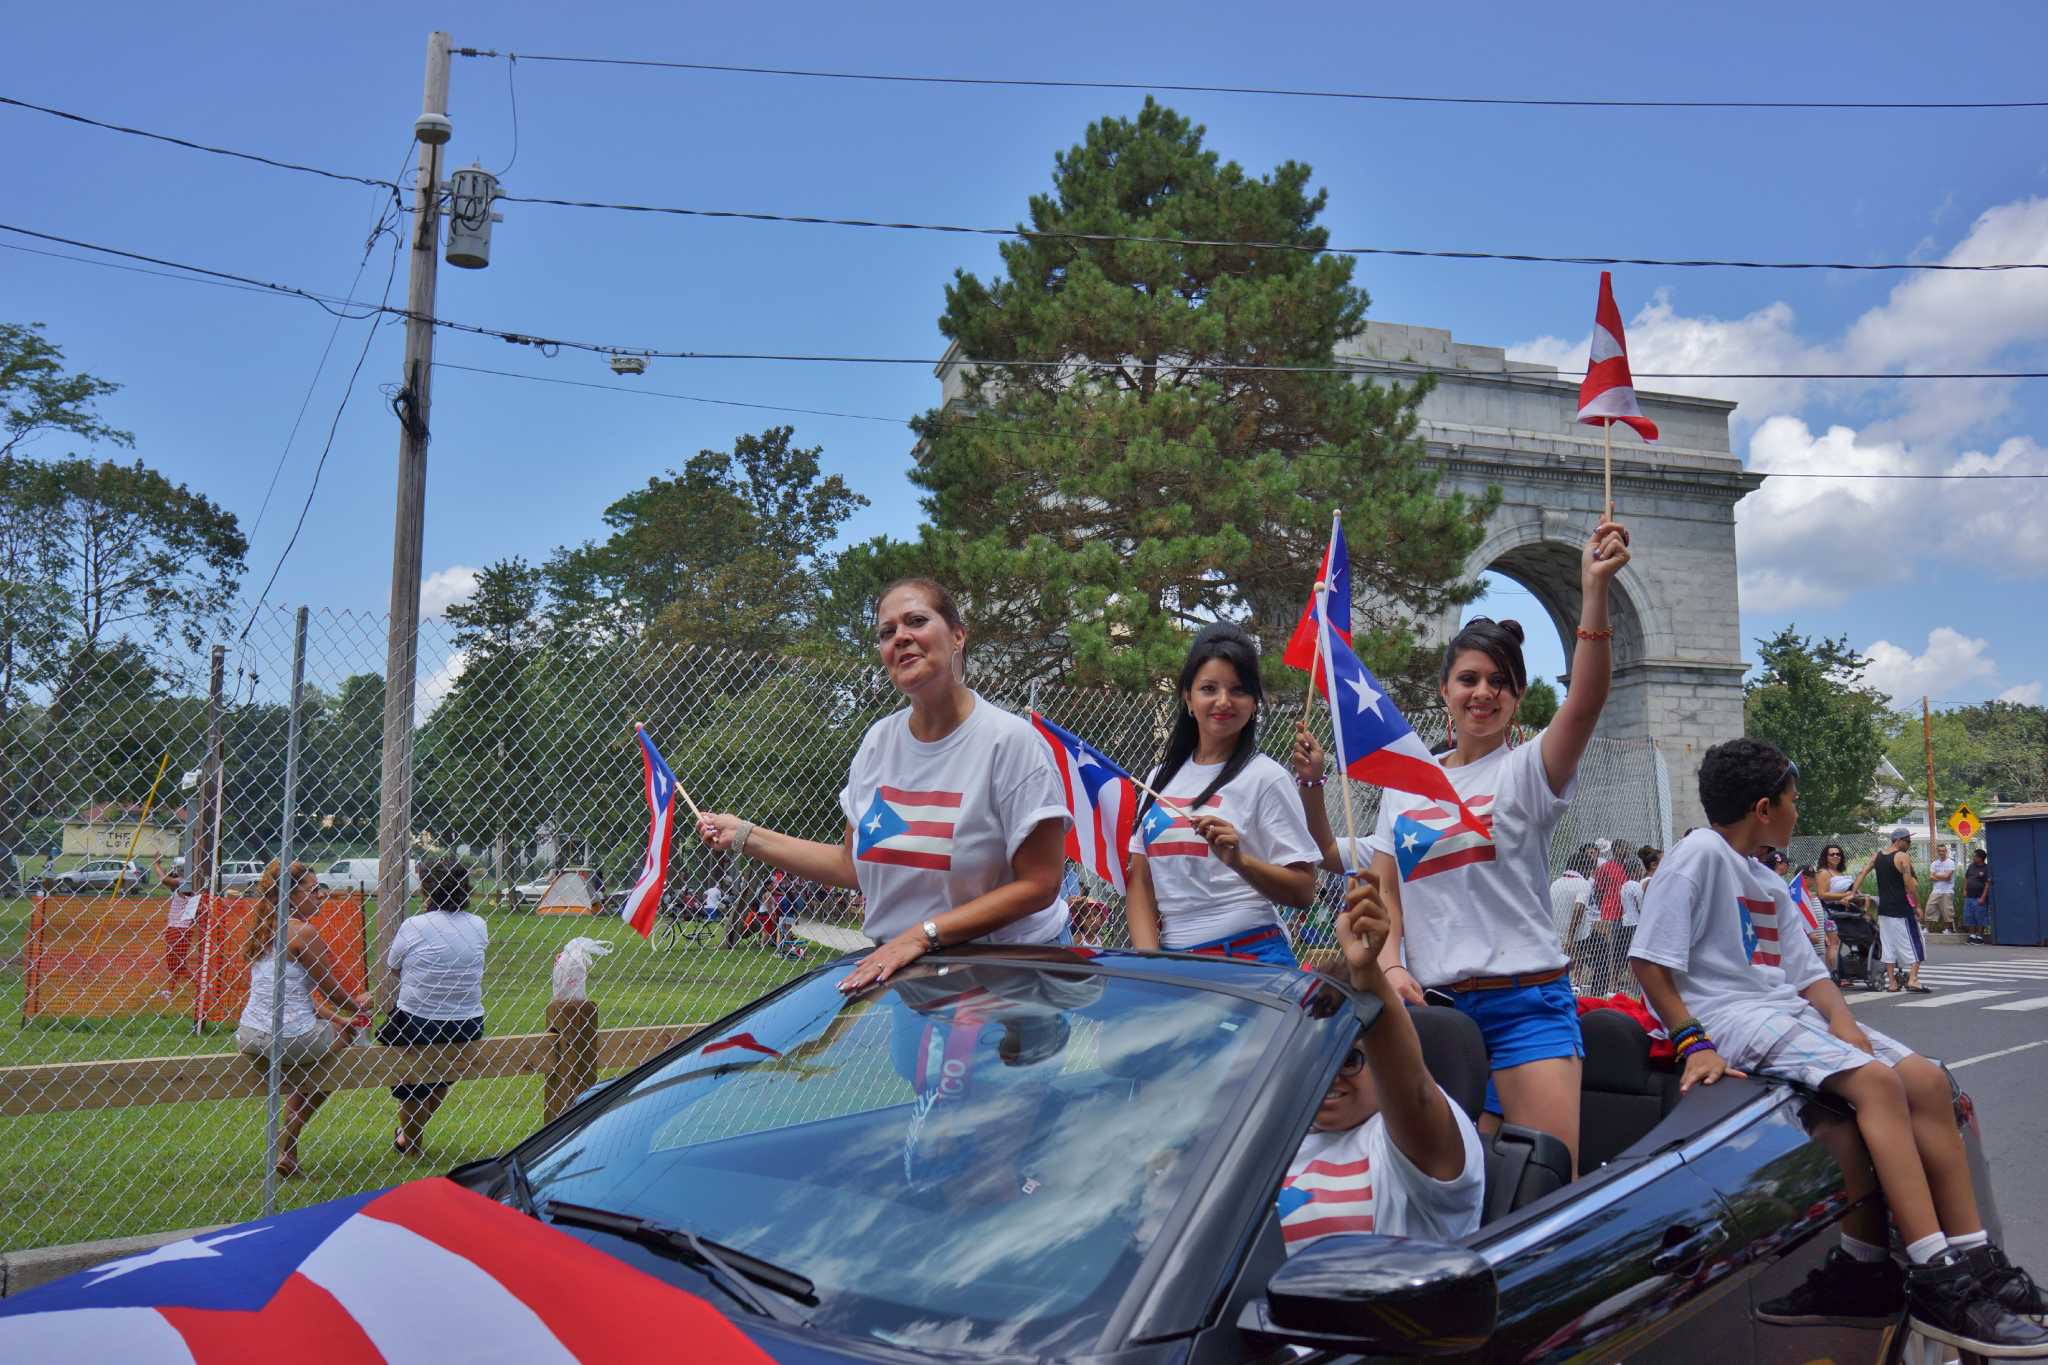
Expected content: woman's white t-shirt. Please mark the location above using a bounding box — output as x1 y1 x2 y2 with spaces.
1619 878 1646 928
387 910 488 1020
1629 829 1832 1067
1127 753 1321 948
1368 738 1575 988
838 693 1071 946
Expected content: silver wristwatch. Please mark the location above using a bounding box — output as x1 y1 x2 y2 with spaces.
921 919 942 951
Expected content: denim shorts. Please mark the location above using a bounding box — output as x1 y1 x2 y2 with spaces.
1446 976 1584 1116
1178 923 1298 969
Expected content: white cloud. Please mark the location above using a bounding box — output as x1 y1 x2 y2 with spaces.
1998 682 2044 705
420 565 481 619
1861 628 2000 705
415 648 468 718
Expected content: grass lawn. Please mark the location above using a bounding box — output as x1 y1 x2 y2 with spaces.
1 894 821 1250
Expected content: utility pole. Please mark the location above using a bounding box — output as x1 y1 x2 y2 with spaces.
193 647 225 898
1921 696 1938 859
376 30 451 993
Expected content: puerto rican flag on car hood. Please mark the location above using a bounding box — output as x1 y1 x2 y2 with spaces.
0 1178 774 1363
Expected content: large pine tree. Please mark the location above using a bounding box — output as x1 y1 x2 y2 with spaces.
852 100 1489 688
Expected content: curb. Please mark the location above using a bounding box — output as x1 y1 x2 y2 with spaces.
1 1224 227 1299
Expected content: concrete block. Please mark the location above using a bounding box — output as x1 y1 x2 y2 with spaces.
2 1223 228 1298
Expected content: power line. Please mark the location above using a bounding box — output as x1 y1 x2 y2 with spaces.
10 223 2048 386
0 94 402 191
443 361 2048 481
458 50 2048 112
496 192 2048 273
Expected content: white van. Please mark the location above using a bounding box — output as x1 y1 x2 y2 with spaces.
318 858 421 897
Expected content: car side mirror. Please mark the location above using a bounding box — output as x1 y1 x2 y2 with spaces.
1239 1234 1497 1357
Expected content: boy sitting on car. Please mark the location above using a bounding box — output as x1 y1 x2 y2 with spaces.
1278 877 1486 1251
1630 737 2047 1358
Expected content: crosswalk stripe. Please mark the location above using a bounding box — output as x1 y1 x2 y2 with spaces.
1897 989 2015 1009
1984 996 2048 1012
1840 991 1887 1005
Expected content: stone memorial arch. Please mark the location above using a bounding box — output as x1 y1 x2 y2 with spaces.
1344 323 1763 836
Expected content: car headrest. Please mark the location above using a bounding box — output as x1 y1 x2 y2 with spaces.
1581 1007 1657 1094
1408 1004 1489 1123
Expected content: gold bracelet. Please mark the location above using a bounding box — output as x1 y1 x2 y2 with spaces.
1575 626 1614 642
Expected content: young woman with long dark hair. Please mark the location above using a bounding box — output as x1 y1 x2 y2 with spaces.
1293 517 1632 1170
1124 623 1319 966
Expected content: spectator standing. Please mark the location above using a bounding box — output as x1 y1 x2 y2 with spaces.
160 878 199 999
1962 850 1992 944
1618 846 1660 970
236 860 368 1177
1859 830 1928 993
1591 840 1630 993
380 858 488 1156
1549 849 1595 990
1927 845 1958 931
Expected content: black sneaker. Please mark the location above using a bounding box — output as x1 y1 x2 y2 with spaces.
1907 1248 2048 1357
1757 1247 1904 1327
1968 1244 2048 1321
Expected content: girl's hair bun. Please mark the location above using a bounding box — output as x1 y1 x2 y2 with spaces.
1499 619 1525 646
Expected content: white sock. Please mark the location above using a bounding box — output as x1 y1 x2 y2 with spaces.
1949 1230 1989 1252
1907 1233 1951 1265
1841 1234 1890 1264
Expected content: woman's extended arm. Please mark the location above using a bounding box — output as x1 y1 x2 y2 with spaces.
1541 518 1631 797
839 817 1068 990
699 814 860 890
1291 723 1346 873
291 921 366 1020
1124 853 1162 951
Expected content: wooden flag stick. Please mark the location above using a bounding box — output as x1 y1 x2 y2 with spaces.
1302 581 1326 716
1131 772 1199 822
1602 418 1614 520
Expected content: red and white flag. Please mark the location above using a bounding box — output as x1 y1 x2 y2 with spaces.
618 725 680 938
1577 271 1659 443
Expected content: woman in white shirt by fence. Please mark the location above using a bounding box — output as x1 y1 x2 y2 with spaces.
380 858 488 1156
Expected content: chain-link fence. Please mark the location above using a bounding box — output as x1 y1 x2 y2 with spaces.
0 607 1670 1251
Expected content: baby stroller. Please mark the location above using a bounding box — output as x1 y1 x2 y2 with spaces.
1832 907 1884 992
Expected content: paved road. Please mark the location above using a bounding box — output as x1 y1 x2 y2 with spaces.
1843 942 2048 1272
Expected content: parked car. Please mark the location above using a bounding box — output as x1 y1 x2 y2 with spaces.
0 948 2007 1362
218 859 267 890
317 857 420 897
40 858 144 894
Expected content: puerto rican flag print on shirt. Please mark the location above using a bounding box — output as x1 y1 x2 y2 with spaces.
856 786 961 871
1139 795 1221 859
1277 1154 1374 1248
1391 795 1497 883
1738 895 1781 967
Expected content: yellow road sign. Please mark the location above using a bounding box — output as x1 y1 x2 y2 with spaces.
1948 804 1980 839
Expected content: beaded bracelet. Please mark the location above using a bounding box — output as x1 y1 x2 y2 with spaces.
1575 626 1615 642
1295 775 1329 789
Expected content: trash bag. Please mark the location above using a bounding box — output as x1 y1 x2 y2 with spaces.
551 936 613 1002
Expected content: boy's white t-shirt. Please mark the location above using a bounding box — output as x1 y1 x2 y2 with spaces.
1369 739 1575 988
1930 858 1957 895
1629 829 1833 1067
1127 753 1321 948
838 693 1071 946
1549 872 1593 945
1618 878 1645 928
1278 1086 1486 1252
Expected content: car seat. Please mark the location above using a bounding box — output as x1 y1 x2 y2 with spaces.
1578 1007 1681 1171
1408 1006 1572 1222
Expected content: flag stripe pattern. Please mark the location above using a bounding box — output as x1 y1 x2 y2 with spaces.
1788 876 1822 934
1139 795 1222 858
1392 795 1499 883
1030 713 1138 894
0 1178 776 1363
856 787 960 871
1278 1155 1375 1247
1739 895 1782 967
1283 513 1351 672
1576 270 1660 443
618 725 679 938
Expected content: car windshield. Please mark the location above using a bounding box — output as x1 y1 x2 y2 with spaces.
517 957 1282 1356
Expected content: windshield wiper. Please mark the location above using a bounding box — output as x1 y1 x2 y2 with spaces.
502 1152 538 1218
543 1200 816 1325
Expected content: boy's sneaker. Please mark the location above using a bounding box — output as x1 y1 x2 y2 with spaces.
1967 1244 2048 1322
1906 1248 2048 1356
1757 1248 1903 1327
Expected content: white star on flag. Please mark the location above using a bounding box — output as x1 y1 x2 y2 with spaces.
84 1226 270 1286
1346 672 1384 719
1400 831 1421 852
867 814 884 833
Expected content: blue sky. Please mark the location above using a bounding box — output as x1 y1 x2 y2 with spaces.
8 1 2047 709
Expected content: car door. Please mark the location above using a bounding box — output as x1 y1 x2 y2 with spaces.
1471 1151 1753 1363
1676 1089 1902 1364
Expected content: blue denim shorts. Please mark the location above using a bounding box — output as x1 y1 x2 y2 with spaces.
1181 923 1298 969
1446 976 1583 1115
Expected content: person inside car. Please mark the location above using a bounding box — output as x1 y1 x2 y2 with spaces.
1630 737 2047 1357
1278 875 1485 1251
697 578 1072 991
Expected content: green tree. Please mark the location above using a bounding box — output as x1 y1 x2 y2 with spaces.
850 101 1488 688
1743 628 1889 833
1883 701 2048 813
1518 677 1560 730
545 427 865 653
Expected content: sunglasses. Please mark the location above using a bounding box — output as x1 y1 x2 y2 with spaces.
1338 1046 1366 1077
1772 758 1800 796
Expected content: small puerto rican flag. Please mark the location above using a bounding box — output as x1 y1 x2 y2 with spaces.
1739 895 1781 967
1276 1152 1375 1250
856 787 960 871
618 725 679 938
1576 271 1660 443
1139 794 1221 859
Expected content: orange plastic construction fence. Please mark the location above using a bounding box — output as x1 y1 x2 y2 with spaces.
21 893 368 1026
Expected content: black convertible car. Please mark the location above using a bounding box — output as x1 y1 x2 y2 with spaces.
444 944 2001 1363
